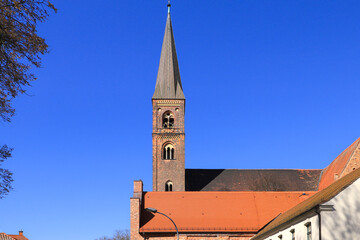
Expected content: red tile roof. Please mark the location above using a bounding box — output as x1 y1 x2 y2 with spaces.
8 236 28 240
318 137 360 190
252 167 360 240
140 191 316 233
0 233 15 240
8 232 28 240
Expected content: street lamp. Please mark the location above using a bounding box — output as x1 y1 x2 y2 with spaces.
145 207 179 240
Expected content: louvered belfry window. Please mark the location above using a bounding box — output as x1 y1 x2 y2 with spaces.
162 111 174 128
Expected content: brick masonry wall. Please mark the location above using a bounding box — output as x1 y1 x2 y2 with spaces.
342 144 360 176
152 99 185 191
131 180 144 240
130 197 142 240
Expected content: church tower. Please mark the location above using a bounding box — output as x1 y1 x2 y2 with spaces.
152 4 185 192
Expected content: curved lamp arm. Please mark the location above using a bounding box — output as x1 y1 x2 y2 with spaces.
145 208 179 240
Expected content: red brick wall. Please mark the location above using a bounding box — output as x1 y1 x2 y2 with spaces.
342 144 360 177
152 99 185 192
130 180 143 240
130 197 142 240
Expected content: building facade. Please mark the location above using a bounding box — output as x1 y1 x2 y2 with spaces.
252 168 360 240
151 4 185 192
130 4 360 240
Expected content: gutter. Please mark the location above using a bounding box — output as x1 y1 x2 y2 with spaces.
316 205 335 240
315 207 322 240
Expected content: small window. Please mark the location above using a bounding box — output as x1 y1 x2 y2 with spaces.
163 144 175 160
165 181 173 191
290 229 295 240
163 111 174 128
305 223 312 240
278 235 282 240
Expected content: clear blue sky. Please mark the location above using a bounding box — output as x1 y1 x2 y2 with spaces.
1 0 360 239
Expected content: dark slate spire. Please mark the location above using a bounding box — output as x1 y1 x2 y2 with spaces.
152 4 185 99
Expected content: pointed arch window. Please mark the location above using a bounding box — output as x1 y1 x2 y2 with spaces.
162 111 174 128
165 181 173 192
163 144 175 160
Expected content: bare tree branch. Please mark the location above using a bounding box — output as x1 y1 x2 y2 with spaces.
0 0 56 199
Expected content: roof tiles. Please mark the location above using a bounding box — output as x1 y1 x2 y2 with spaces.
140 191 316 233
0 233 15 240
8 236 28 240
318 137 360 190
253 167 360 240
152 11 185 100
186 169 322 191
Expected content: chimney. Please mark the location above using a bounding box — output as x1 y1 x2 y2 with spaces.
134 180 143 193
19 231 23 236
133 180 143 202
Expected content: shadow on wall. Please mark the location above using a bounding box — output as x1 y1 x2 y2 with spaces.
185 169 321 191
140 207 155 228
323 180 360 239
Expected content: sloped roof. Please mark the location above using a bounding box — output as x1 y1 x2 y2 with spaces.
252 167 360 240
0 233 15 240
140 191 316 233
186 169 322 191
8 236 28 240
318 137 360 190
152 10 185 99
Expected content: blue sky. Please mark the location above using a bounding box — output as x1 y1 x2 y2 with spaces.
1 0 360 239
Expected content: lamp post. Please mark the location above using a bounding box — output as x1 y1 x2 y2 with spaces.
145 208 179 240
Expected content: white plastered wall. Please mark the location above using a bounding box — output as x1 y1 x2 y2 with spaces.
322 178 360 240
262 214 319 240
257 178 360 240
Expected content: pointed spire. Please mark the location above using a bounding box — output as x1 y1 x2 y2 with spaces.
152 4 185 100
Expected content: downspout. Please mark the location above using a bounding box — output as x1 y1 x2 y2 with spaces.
316 206 322 240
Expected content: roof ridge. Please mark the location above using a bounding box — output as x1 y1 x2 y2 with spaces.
318 137 360 190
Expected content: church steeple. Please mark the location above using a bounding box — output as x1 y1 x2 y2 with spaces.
152 4 186 192
152 3 185 99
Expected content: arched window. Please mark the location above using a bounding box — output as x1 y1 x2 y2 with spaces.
163 144 174 160
162 111 174 128
165 181 173 192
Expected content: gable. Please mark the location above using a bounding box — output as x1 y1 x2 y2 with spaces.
319 137 360 190
253 167 360 240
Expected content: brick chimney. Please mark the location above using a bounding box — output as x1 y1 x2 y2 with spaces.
19 230 23 236
130 180 143 240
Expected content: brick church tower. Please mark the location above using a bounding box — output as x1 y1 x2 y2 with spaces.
152 4 185 192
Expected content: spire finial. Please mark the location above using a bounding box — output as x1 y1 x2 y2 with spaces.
167 0 171 13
